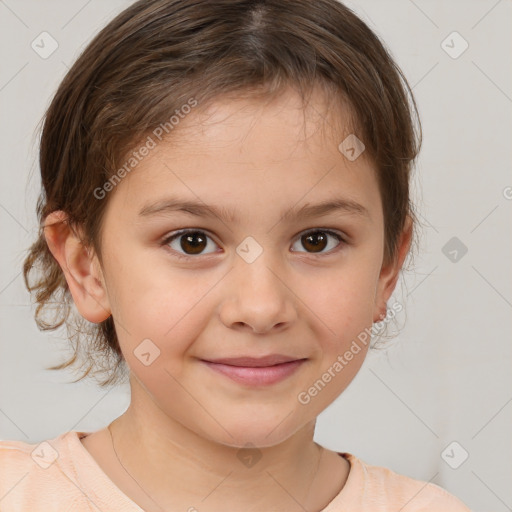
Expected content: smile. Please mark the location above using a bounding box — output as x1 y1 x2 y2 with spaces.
200 358 307 386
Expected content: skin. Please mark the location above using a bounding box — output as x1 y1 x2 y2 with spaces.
44 85 411 512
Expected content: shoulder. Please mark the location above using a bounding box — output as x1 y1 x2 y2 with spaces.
0 432 66 473
0 431 86 511
339 453 471 511
0 435 42 483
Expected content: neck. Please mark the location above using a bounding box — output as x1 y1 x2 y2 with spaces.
108 379 326 512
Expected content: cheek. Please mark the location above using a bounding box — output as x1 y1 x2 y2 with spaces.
301 257 379 395
108 260 217 369
298 272 376 410
307 260 379 336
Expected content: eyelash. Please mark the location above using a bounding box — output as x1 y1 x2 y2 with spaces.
160 228 347 260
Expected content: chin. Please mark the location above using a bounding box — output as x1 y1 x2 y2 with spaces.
198 413 308 450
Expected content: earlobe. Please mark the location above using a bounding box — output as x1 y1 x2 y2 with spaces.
373 216 413 322
43 211 111 323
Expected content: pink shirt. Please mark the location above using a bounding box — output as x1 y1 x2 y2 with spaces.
0 430 471 511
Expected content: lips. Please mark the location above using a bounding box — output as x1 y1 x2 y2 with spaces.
202 354 303 367
200 355 307 386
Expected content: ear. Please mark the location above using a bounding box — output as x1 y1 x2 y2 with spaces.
373 216 412 322
43 210 111 323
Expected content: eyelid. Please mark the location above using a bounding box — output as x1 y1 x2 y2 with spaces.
298 227 346 243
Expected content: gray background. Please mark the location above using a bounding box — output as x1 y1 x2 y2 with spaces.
0 1 511 510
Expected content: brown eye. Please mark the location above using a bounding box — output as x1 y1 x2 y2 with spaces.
163 230 218 258
179 231 207 254
291 230 344 255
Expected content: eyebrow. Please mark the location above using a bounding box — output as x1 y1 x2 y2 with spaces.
138 196 370 223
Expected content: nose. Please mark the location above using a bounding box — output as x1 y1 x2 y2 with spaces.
218 254 298 335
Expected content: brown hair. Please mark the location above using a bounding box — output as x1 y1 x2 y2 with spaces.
23 0 421 387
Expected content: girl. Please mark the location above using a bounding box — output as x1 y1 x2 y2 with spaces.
0 0 471 510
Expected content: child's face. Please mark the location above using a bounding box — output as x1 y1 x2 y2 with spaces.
86 87 402 447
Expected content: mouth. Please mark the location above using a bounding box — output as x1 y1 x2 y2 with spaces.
200 355 307 386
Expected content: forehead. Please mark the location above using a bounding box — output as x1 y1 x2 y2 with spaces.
105 87 381 225
170 85 358 151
